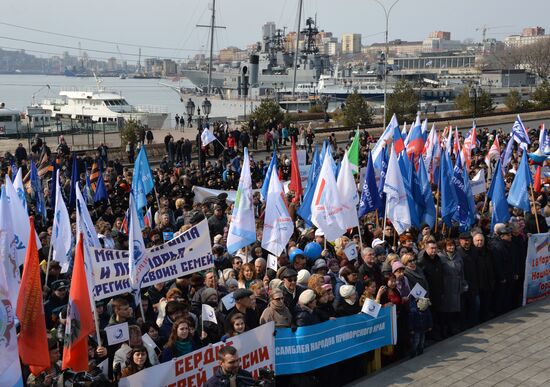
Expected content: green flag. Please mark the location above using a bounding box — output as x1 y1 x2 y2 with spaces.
347 129 360 174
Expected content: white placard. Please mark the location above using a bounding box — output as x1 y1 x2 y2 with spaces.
361 298 381 318
105 322 129 346
409 283 427 299
221 292 236 310
267 254 278 271
344 242 358 261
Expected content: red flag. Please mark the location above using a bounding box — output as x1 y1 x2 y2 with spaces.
16 217 50 376
62 234 94 372
288 138 303 201
534 165 542 193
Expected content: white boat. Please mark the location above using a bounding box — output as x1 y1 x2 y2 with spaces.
316 74 394 101
0 102 22 135
39 76 168 128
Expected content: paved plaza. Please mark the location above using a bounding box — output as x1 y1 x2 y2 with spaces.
350 297 550 386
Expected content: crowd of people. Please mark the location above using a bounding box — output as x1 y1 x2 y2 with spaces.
4 117 548 386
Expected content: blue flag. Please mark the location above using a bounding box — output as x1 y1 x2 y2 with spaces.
30 160 47 222
377 147 388 217
261 149 277 201
297 144 322 227
440 151 458 227
132 146 154 210
49 159 57 209
451 153 474 231
507 151 533 212
69 153 78 209
490 158 511 230
358 154 381 218
94 173 108 202
417 155 436 228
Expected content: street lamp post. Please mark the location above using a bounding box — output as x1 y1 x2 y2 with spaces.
469 85 483 119
198 98 212 170
186 98 195 128
373 0 401 129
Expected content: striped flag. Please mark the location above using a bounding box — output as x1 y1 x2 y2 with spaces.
485 135 501 167
461 123 477 169
511 114 530 149
89 161 100 191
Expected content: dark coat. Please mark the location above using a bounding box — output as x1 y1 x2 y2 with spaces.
408 299 433 333
281 285 304 315
294 304 321 327
457 246 480 295
204 367 256 387
490 237 515 283
439 253 466 313
418 250 445 311
333 298 361 317
473 245 495 293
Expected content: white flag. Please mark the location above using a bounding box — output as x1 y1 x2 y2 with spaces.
344 242 358 261
311 148 347 241
4 175 32 267
13 168 28 212
221 292 236 310
227 148 256 254
409 283 427 299
0 188 20 307
52 171 73 273
129 192 148 291
76 185 99 313
267 254 278 271
383 148 411 235
262 165 294 257
201 304 218 324
201 127 217 146
105 322 130 345
0 229 23 386
470 169 486 196
336 150 359 229
361 298 381 318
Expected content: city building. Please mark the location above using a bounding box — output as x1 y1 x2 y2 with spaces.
422 31 462 53
363 40 423 57
341 33 362 54
480 69 536 88
504 26 549 48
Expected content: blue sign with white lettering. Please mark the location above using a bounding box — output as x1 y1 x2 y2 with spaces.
274 306 395 375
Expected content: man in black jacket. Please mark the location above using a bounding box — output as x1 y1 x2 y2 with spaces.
490 224 516 315
456 232 480 329
472 232 495 322
418 240 444 340
204 346 256 387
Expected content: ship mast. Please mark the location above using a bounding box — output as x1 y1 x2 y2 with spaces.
292 0 303 97
197 0 225 95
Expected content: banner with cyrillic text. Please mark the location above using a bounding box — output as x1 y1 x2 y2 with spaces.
275 306 395 375
523 233 550 305
91 220 213 300
119 322 275 387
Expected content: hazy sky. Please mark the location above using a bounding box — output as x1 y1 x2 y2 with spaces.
1 0 549 63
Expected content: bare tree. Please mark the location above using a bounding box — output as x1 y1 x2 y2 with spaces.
517 38 550 80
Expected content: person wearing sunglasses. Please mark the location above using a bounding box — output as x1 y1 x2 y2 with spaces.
259 288 292 328
401 253 429 297
280 267 303 314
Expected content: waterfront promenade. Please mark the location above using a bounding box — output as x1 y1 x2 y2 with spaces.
350 297 550 386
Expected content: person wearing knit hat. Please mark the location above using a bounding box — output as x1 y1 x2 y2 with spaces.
297 269 311 287
392 261 406 273
295 289 320 327
334 284 360 317
200 288 219 306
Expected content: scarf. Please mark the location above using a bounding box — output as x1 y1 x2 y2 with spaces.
174 339 193 356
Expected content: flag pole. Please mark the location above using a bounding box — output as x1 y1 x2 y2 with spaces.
43 240 54 290
434 186 440 234
529 184 541 234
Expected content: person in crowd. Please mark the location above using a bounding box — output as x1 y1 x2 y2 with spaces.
204 346 255 387
260 288 292 327
160 318 198 362
440 239 466 337
121 345 153 377
226 289 259 330
359 247 384 288
294 289 320 327
334 284 360 316
401 253 429 294
490 224 517 315
280 267 303 313
27 338 62 386
408 297 433 358
237 263 256 289
472 232 495 322
221 313 247 341
418 240 444 340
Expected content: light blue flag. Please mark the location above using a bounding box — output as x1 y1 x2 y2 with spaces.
227 148 257 254
511 114 530 150
132 146 154 210
490 159 511 231
358 154 382 218
417 155 436 228
129 191 147 304
377 146 388 217
398 152 419 228
440 151 458 227
261 149 277 201
507 151 533 212
501 134 514 171
297 144 322 227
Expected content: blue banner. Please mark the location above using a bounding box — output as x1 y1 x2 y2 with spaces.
275 306 395 375
523 233 550 305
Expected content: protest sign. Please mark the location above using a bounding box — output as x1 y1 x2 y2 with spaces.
91 220 213 300
275 306 395 375
361 298 381 318
523 233 550 305
119 322 275 387
409 283 427 299
105 322 129 346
